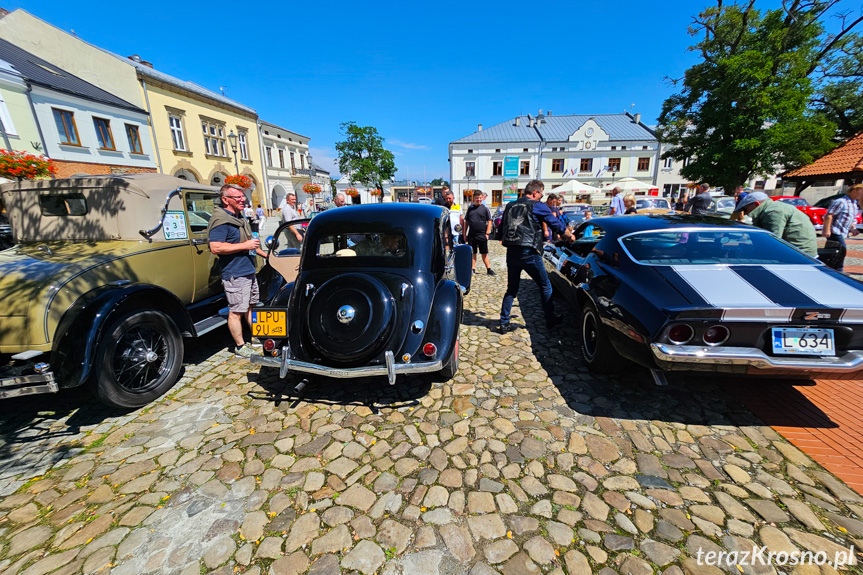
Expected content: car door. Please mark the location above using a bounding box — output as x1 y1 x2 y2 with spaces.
184 191 223 302
259 218 308 302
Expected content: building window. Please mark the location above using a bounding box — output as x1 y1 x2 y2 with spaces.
663 157 673 169
0 92 17 136
621 146 627 150
637 157 650 171
580 158 592 173
492 161 502 176
643 146 649 150
265 146 272 167
465 162 475 177
611 146 617 150
238 131 249 160
523 148 528 152
495 148 501 153
93 117 115 150
754 180 766 190
467 149 473 153
682 157 691 167
301 155 305 170
552 159 564 172
168 114 186 151
520 161 530 175
52 109 80 146
608 158 621 172
202 120 227 157
278 149 285 168
125 124 142 154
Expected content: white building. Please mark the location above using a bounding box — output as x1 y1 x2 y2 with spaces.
334 174 393 204
258 121 317 210
449 111 660 207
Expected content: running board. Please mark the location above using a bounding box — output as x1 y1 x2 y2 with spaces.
194 316 227 336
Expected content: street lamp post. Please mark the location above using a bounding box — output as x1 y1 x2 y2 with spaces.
227 130 239 175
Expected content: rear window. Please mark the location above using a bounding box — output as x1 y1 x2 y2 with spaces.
620 229 815 265
317 233 407 258
635 198 671 210
777 197 808 207
40 193 87 216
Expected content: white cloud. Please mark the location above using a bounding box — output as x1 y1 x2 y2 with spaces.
389 139 430 151
309 147 339 176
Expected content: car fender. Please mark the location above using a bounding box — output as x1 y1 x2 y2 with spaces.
52 284 193 388
420 279 463 361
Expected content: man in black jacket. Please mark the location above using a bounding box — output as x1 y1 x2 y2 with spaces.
465 190 495 275
498 180 573 333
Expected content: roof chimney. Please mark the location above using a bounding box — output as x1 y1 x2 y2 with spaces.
128 54 153 68
547 111 552 116
538 109 543 116
633 113 641 124
529 118 535 128
478 123 483 131
515 117 521 127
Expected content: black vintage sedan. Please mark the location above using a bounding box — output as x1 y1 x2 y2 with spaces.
543 214 863 382
249 204 472 384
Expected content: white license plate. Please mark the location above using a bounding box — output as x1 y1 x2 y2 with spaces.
771 327 835 356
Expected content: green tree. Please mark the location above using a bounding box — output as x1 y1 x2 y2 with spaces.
430 178 450 187
658 0 861 193
812 33 863 139
335 122 396 203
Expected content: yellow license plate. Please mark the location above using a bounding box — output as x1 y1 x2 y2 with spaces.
252 310 287 337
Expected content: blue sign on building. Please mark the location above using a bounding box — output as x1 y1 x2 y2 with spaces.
504 157 519 178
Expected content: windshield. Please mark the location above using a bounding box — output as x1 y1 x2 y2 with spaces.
716 198 736 210
563 205 589 215
776 197 809 207
635 198 671 210
619 229 815 266
317 232 407 259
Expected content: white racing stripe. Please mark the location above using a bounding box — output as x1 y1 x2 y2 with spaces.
765 265 863 307
671 265 778 308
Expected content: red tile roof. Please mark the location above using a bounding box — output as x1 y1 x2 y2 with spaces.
783 130 863 179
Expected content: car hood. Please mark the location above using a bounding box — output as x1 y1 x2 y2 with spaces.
0 241 152 316
651 264 863 312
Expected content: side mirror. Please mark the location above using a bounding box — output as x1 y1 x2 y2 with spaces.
454 224 463 233
265 235 275 250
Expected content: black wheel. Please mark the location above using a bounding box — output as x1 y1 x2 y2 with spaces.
90 310 183 408
439 334 460 380
580 302 623 374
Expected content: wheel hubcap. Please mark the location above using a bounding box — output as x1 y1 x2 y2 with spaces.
113 326 168 392
337 305 355 324
584 314 597 359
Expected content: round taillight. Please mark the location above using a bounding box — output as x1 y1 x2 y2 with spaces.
667 324 694 345
703 325 730 346
263 339 276 352
423 343 437 357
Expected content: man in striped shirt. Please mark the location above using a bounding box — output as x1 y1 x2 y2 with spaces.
822 184 863 272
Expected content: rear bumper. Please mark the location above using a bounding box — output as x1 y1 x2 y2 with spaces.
651 343 863 374
250 349 442 385
0 371 58 399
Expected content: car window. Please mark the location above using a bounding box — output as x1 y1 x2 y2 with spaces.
40 193 87 216
318 233 407 258
777 197 808 207
185 192 219 234
635 199 670 210
620 229 815 265
716 198 736 210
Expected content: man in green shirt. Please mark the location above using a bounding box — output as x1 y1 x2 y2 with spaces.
732 191 818 257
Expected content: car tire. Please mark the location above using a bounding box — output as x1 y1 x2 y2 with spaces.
439 334 459 380
580 302 622 374
90 310 184 409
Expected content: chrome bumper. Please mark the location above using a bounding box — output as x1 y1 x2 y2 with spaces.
250 349 442 385
651 343 863 373
0 371 59 399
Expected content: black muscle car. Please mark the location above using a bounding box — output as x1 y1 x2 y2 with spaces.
543 214 863 382
249 204 472 384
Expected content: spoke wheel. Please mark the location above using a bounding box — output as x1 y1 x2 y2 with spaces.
92 310 183 408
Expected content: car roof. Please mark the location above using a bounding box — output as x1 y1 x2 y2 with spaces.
311 202 446 226
579 213 750 235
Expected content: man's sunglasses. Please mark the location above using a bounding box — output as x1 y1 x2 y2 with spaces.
225 195 246 201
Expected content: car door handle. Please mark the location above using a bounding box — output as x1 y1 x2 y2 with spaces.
191 238 207 246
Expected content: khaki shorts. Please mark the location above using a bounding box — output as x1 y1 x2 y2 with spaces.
223 274 260 313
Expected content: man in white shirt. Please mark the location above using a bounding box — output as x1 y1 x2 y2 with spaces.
278 193 303 242
442 187 464 242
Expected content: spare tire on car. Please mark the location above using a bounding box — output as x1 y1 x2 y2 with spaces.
307 273 396 365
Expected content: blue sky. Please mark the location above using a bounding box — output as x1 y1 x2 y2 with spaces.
9 0 860 182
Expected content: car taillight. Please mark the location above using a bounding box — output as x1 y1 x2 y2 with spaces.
667 324 694 344
263 339 276 352
703 325 730 346
423 343 437 357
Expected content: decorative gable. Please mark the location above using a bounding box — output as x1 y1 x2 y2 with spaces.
567 119 609 151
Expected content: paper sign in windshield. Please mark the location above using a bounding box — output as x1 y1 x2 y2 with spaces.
163 211 188 240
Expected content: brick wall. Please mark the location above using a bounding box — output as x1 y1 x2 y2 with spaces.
52 160 158 179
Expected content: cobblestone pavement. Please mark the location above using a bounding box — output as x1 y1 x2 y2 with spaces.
3 242 863 575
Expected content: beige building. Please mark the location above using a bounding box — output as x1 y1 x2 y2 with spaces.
0 9 265 204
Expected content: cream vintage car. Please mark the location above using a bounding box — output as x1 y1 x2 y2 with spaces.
0 174 230 408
